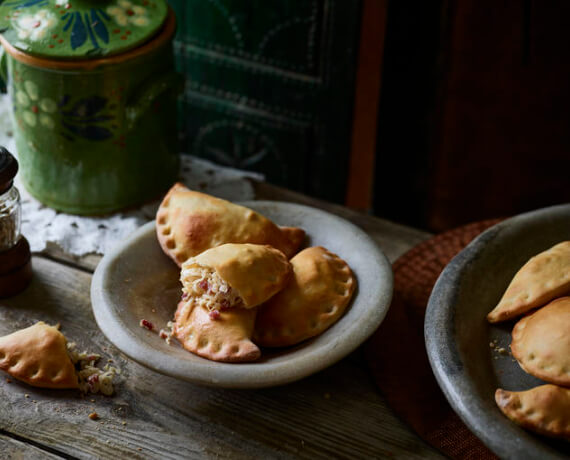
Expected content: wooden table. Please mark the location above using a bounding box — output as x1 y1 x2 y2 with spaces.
0 181 444 459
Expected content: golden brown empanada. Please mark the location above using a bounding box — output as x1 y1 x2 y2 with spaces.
495 385 570 440
180 243 291 310
487 241 570 323
0 322 78 389
156 183 305 266
174 299 260 362
254 246 356 347
510 296 570 387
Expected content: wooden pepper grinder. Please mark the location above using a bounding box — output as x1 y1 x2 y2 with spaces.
0 147 32 297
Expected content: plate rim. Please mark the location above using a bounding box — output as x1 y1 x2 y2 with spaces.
91 200 394 388
425 203 570 459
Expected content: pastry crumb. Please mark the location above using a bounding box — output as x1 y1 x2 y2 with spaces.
159 321 175 345
24 394 29 398
89 412 99 420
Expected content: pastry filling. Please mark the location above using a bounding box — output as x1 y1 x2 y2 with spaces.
67 342 120 396
181 266 244 312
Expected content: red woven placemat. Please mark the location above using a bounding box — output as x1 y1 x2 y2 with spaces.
365 219 502 460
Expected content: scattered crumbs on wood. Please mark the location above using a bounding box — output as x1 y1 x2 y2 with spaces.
88 412 99 420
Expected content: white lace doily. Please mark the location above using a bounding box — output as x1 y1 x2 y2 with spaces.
0 95 263 256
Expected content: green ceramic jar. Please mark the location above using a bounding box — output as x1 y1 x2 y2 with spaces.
0 0 181 214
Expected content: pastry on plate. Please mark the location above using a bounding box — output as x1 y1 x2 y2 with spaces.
487 241 570 323
156 183 305 266
510 296 570 387
495 385 570 440
174 299 260 363
254 246 356 347
175 243 291 362
0 322 78 389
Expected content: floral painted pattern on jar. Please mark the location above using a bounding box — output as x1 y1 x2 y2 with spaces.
13 9 57 41
107 0 150 27
0 0 167 58
15 81 57 128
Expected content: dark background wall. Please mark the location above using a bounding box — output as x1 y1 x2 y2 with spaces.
168 0 361 204
375 0 570 231
169 1 570 232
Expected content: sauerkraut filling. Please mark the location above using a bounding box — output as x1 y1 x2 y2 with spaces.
67 342 120 396
181 266 244 312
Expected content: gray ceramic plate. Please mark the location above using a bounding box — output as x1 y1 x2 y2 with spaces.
425 204 570 459
91 201 393 388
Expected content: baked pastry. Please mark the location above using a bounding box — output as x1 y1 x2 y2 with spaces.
156 183 305 266
174 299 260 363
0 322 78 389
510 296 570 387
495 385 570 440
175 243 291 362
180 243 292 310
254 246 356 347
487 241 570 323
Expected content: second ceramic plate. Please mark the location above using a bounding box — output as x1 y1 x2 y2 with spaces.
425 204 570 459
91 201 393 388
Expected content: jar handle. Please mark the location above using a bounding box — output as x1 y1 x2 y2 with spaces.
0 47 7 93
125 71 184 131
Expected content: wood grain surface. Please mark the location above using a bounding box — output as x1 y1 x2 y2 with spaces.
0 182 441 459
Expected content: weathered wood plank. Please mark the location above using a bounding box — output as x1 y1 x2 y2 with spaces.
0 433 63 459
0 257 443 459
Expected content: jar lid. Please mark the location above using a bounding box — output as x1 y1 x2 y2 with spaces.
0 0 168 60
0 147 18 195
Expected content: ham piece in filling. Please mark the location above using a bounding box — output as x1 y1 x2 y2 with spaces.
180 266 244 312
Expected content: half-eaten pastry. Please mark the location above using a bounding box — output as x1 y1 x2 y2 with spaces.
510 296 570 387
180 243 292 311
156 183 305 266
487 241 570 323
254 246 356 347
0 322 78 389
174 243 292 362
495 385 570 440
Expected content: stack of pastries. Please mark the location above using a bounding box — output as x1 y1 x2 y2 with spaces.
487 241 570 441
155 183 356 363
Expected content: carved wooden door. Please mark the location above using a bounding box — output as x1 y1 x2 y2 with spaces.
168 0 361 203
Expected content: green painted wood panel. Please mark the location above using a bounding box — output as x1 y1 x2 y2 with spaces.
168 0 361 203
